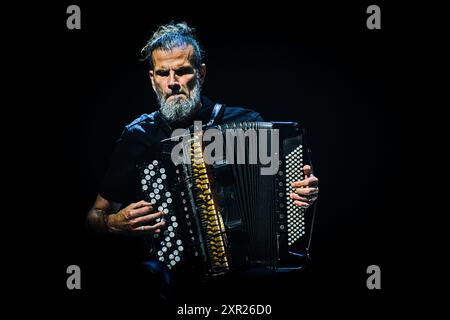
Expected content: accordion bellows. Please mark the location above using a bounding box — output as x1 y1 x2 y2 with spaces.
137 122 315 277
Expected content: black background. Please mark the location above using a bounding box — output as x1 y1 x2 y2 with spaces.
15 1 411 317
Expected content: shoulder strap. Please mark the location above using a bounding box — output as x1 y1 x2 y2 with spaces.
206 103 225 126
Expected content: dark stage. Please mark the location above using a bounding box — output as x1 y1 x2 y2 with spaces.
16 1 411 317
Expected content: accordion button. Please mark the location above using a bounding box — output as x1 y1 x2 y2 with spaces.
160 168 165 174
173 222 178 227
155 195 161 200
175 256 180 262
176 240 182 245
152 160 158 165
171 216 177 222
142 185 148 191
167 242 172 248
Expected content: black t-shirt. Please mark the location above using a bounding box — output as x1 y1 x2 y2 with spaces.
100 96 263 206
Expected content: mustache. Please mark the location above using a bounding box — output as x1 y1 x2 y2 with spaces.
167 92 187 98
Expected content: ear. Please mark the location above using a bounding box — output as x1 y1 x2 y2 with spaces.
149 69 156 92
199 63 206 85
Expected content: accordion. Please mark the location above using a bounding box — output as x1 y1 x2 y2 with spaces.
137 121 316 277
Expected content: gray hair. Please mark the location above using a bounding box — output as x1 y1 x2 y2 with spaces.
141 21 204 70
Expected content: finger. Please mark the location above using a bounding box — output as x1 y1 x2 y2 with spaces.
291 180 306 188
132 220 167 233
291 176 319 188
290 193 309 202
123 204 153 221
130 211 165 227
293 200 310 208
129 200 152 210
303 165 312 177
294 187 319 196
308 175 319 186
128 205 154 219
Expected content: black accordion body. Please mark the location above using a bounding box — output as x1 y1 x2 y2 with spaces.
137 122 315 277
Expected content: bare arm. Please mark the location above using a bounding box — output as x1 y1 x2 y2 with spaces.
86 194 121 234
86 194 165 235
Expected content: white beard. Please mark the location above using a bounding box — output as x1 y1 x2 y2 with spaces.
157 78 202 124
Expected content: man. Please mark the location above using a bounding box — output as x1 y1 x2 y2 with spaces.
86 22 319 295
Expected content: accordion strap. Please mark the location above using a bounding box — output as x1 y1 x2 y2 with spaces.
206 103 225 127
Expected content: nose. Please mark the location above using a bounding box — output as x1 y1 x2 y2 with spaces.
168 71 180 93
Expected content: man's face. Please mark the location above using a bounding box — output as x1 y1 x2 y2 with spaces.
149 45 206 123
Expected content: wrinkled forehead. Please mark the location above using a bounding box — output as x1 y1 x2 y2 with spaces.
151 45 195 70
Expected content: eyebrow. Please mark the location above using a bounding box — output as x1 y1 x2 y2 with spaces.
154 66 194 74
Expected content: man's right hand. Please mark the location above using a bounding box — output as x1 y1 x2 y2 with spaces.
105 200 166 236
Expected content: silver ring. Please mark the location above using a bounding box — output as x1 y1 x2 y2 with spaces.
140 226 145 231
